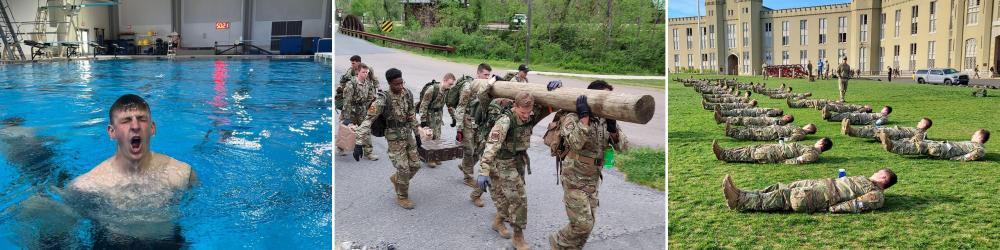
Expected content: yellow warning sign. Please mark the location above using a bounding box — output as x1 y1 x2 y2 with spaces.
380 20 393 33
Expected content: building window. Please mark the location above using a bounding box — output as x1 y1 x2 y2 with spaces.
879 47 885 70
880 13 886 40
764 23 773 48
893 45 900 68
838 17 847 43
672 29 679 50
744 8 749 14
800 50 808 65
705 26 713 49
782 51 789 64
930 1 937 32
799 20 808 45
701 27 707 49
948 39 953 67
819 49 826 61
727 24 736 48
965 38 977 69
742 22 750 48
782 21 789 46
728 9 734 16
860 14 868 42
893 10 903 37
860 47 868 72
968 0 980 25
838 49 846 61
819 18 827 44
674 54 679 70
688 54 693 68
686 28 693 49
765 51 773 65
911 6 919 35
928 41 936 67
909 43 917 71
702 54 709 70
743 51 750 73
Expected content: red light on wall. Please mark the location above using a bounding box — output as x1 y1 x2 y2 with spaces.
216 21 231 30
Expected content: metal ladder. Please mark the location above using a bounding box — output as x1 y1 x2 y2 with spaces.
0 0 25 60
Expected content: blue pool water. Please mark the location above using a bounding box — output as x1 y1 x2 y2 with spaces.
0 59 332 248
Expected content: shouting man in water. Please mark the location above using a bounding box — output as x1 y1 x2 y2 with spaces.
65 94 197 246
70 94 196 194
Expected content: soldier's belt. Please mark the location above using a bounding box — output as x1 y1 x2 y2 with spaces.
497 150 527 160
567 151 604 167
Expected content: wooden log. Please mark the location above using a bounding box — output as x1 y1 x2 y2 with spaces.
469 79 656 124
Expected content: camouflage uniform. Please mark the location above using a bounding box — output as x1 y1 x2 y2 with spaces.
456 81 486 186
720 108 782 117
356 89 422 199
769 92 810 100
502 72 529 83
702 93 742 99
418 82 447 140
552 114 623 249
704 102 756 110
847 125 924 141
826 111 885 125
837 62 852 102
824 103 869 113
733 176 885 213
721 116 786 126
787 98 831 108
704 96 751 103
887 140 985 161
726 124 807 141
718 142 820 164
480 104 552 231
343 75 380 155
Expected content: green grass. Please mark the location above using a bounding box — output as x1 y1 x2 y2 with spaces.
668 73 1000 248
615 147 666 191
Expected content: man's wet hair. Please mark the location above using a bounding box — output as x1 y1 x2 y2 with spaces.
350 55 361 62
514 92 534 108
444 73 456 81
819 137 833 151
109 94 150 122
884 106 893 114
477 63 492 73
356 63 369 70
587 80 614 90
880 168 898 189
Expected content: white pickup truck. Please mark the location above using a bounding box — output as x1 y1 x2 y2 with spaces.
913 68 970 85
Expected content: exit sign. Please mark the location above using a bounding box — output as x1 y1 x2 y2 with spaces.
216 21 231 29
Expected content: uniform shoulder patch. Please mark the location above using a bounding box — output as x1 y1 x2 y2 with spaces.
489 131 502 142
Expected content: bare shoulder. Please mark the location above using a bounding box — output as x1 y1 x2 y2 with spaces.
154 153 195 187
68 157 114 191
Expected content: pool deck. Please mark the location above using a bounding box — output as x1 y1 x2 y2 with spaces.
0 53 332 64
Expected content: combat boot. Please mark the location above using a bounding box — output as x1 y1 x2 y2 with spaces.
390 174 400 195
471 195 484 207
714 107 724 124
821 106 830 120
464 177 477 188
722 175 741 210
512 228 529 250
396 197 414 209
492 215 512 239
712 140 723 161
841 118 852 136
879 132 893 151
366 152 379 161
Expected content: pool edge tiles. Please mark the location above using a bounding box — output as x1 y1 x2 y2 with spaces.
0 54 321 65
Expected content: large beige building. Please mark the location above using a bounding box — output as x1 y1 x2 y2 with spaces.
669 0 1000 76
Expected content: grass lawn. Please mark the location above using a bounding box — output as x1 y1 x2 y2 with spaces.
615 147 666 191
668 73 999 248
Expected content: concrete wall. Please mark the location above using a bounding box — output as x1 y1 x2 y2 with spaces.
181 0 245 47
251 0 329 49
119 0 172 38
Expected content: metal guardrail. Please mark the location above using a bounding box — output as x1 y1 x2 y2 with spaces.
339 27 455 53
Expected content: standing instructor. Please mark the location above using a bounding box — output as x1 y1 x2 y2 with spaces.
836 57 852 102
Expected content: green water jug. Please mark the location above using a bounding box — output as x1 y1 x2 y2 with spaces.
603 147 615 169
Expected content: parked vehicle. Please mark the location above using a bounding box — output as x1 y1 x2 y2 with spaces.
509 14 527 30
913 68 969 85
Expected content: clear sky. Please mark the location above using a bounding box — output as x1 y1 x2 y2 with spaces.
668 0 851 18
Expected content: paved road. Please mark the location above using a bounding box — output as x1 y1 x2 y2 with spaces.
333 33 665 249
